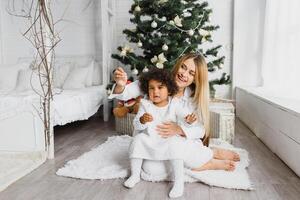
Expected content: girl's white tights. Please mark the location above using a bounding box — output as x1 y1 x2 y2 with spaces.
169 159 184 198
124 158 143 188
124 158 184 198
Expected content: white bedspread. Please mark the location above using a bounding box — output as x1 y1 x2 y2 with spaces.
0 85 106 126
52 85 106 126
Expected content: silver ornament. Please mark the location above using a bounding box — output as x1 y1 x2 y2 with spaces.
142 67 149 72
151 21 158 28
162 44 168 51
137 41 143 47
132 68 139 75
188 29 194 36
134 5 141 12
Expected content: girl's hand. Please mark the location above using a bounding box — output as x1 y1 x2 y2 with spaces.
113 67 128 86
156 122 184 138
185 113 197 124
140 113 153 124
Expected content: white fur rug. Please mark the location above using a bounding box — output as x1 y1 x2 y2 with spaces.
56 135 253 190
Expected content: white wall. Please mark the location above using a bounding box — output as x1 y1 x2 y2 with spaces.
114 0 234 98
0 0 99 64
232 0 266 93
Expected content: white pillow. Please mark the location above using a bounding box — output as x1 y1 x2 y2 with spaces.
0 62 30 92
85 61 94 87
53 62 72 88
92 61 102 85
15 68 42 92
63 67 89 89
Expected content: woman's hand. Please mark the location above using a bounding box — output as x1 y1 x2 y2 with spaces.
112 67 128 94
113 67 128 86
156 122 185 138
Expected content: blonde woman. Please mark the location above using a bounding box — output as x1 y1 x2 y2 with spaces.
110 53 239 174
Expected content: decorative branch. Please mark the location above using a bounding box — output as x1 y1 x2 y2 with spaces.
7 0 61 158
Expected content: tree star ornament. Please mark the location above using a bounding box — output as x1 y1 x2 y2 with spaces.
151 21 158 28
120 50 127 57
151 55 158 63
162 44 169 51
174 15 183 27
198 29 210 36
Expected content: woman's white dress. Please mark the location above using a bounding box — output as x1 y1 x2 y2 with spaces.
109 81 213 168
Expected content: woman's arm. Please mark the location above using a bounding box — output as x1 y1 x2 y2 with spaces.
108 67 142 100
157 99 205 139
156 121 205 139
133 101 148 131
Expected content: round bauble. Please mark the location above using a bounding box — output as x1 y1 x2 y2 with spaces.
188 29 194 36
162 44 168 51
137 41 143 47
132 68 138 75
151 21 158 28
142 67 149 73
134 5 141 12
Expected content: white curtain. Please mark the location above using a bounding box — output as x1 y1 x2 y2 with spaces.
261 0 300 99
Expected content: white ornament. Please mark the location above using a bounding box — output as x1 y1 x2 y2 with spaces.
219 63 224 69
162 44 168 51
174 15 183 27
151 21 157 28
169 20 175 25
198 29 210 36
158 53 167 63
188 29 194 36
161 16 166 21
120 50 127 57
142 67 149 72
156 63 164 69
137 41 143 47
132 68 139 75
183 11 191 17
151 56 158 63
134 5 141 12
158 0 168 4
181 0 187 4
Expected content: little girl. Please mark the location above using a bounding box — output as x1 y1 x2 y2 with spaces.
124 68 195 198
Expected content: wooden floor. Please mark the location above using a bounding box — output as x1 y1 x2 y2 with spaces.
1 116 300 200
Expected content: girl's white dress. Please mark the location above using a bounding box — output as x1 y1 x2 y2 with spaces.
130 98 188 160
109 81 213 168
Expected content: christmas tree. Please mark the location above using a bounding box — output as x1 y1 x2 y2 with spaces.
111 0 230 97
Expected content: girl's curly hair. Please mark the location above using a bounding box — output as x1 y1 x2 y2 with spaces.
139 67 178 96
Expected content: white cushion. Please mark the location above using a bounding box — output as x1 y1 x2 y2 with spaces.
15 68 42 92
0 63 30 92
92 61 101 85
53 62 72 88
85 61 94 87
63 67 89 89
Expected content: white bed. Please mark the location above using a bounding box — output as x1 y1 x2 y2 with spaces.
0 56 109 153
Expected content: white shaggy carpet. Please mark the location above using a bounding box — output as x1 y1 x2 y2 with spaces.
56 135 253 190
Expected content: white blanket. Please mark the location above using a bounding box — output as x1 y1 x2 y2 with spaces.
56 135 253 190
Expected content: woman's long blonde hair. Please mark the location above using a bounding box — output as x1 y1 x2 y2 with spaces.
172 53 210 146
